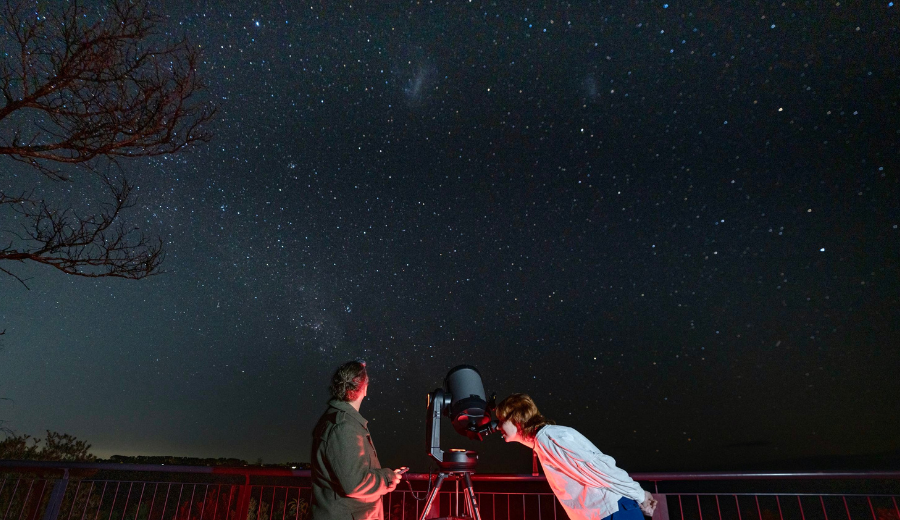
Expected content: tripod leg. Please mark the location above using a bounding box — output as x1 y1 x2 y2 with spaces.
462 472 482 520
418 473 447 520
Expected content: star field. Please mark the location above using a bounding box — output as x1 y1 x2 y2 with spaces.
1 0 898 473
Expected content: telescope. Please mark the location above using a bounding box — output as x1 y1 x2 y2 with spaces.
426 364 499 469
420 365 499 520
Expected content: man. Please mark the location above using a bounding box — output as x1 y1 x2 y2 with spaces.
310 361 403 520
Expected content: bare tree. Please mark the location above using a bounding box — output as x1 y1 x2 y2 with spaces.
0 0 214 287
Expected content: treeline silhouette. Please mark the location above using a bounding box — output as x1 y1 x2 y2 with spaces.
0 431 310 469
105 455 250 466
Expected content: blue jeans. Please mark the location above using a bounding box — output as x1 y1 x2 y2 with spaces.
603 497 644 520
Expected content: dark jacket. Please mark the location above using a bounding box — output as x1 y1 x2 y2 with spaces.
310 399 395 520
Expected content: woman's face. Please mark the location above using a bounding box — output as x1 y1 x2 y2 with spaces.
499 419 523 444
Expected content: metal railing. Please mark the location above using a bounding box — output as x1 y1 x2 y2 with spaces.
2 461 898 520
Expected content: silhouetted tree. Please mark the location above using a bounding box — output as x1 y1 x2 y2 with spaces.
0 0 214 287
0 430 95 461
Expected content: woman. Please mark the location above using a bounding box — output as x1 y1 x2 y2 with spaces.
496 393 658 520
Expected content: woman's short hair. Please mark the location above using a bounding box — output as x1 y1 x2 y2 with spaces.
496 393 553 440
329 361 368 402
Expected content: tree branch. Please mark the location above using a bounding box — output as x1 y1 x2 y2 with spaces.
0 0 213 284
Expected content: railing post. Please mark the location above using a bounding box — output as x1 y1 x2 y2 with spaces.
652 494 669 520
42 469 69 520
236 473 252 520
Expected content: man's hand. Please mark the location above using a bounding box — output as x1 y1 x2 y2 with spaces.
639 491 659 517
386 468 404 491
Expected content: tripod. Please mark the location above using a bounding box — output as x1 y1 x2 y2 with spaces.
417 470 482 520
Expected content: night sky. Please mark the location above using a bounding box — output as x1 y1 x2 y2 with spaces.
1 0 899 474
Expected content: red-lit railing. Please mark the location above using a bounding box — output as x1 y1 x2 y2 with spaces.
1 461 898 520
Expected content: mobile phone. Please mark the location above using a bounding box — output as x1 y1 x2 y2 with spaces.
397 466 409 474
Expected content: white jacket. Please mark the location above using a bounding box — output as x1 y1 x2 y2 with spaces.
534 425 647 520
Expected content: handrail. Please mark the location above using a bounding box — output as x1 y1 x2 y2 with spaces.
2 460 898 520
2 460 899 481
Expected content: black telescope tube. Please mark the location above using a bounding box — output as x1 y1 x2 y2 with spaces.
444 365 491 437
